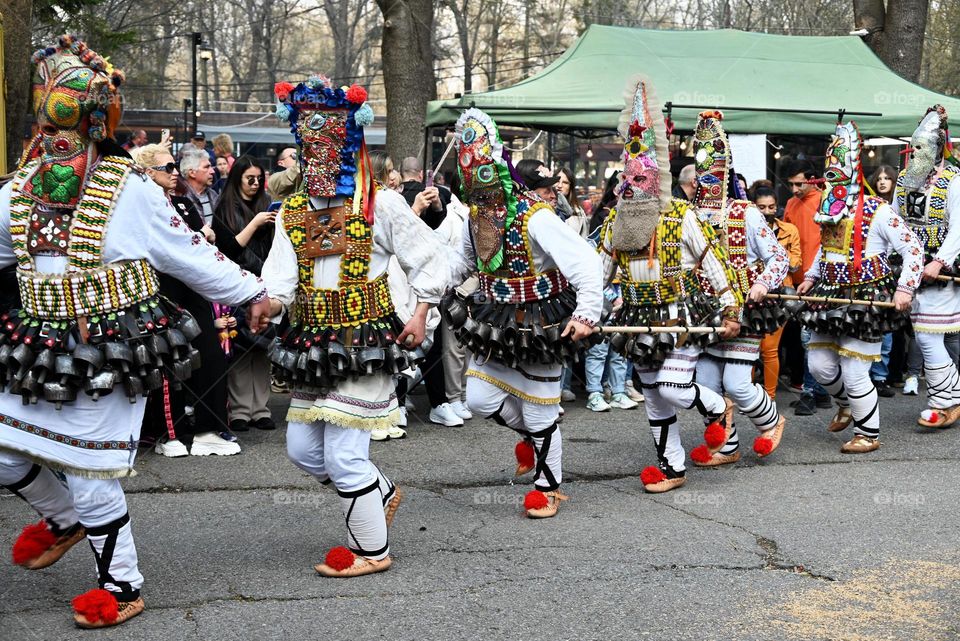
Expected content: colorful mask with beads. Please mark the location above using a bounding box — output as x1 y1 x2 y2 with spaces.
25 35 124 208
693 110 736 214
455 108 516 272
609 75 672 251
816 121 863 226
901 105 948 194
274 76 375 203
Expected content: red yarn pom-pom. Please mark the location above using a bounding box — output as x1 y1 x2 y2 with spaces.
929 411 940 424
690 445 713 464
346 84 368 104
71 589 119 624
515 440 535 469
324 546 356 571
523 490 549 510
12 520 56 565
640 466 666 486
753 437 774 457
274 82 295 101
704 422 727 449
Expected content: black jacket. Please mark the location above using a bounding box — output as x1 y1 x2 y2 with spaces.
400 180 451 230
212 201 274 277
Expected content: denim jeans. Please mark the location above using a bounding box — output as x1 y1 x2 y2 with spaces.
869 332 893 382
585 342 627 394
800 327 828 397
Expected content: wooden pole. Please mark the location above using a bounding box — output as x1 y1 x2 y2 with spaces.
594 326 720 334
765 293 897 308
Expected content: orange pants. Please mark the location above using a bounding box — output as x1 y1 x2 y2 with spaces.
759 325 785 399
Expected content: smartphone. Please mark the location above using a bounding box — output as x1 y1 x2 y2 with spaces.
160 128 170 141
267 201 282 212
425 169 433 188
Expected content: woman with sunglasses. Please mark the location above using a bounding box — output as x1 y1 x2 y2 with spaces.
131 144 241 457
213 158 277 433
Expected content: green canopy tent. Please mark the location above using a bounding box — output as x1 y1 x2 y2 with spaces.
426 25 960 137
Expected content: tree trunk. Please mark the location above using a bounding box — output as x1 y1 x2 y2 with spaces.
375 0 436 162
854 0 930 83
2 0 34 170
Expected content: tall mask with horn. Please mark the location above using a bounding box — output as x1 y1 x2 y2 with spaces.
816 121 863 226
454 108 516 273
274 76 376 219
901 105 948 195
25 35 124 209
693 110 740 217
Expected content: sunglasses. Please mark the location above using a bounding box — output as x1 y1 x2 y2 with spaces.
245 175 263 186
151 162 177 174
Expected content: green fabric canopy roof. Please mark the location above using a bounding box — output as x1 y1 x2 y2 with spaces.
426 25 960 137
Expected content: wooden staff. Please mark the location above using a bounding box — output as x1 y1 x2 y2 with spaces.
764 293 897 308
935 274 960 284
594 326 721 334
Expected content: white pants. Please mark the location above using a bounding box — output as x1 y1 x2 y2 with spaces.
807 348 879 438
286 422 395 560
466 376 563 492
635 346 727 475
0 450 143 600
915 330 960 409
696 355 780 455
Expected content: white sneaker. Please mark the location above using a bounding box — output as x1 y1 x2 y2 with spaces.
190 432 241 456
602 384 613 401
371 428 390 441
155 438 189 458
624 381 645 403
397 406 408 427
429 403 464 427
903 376 919 396
449 400 473 420
609 392 639 410
561 389 576 402
558 405 565 416
587 392 611 412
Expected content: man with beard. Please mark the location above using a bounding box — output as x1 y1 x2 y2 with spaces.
893 106 960 428
598 76 741 493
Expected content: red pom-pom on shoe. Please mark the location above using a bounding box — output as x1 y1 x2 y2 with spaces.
690 445 713 464
71 589 119 624
515 440 535 469
640 466 666 485
346 84 368 104
704 422 727 448
753 437 774 456
12 520 56 565
324 546 356 572
929 411 940 423
524 490 549 510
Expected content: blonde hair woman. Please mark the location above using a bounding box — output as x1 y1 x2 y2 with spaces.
211 133 236 171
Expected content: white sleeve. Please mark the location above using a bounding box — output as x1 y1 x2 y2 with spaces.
682 209 738 309
0 182 14 269
875 205 923 294
260 208 300 311
934 176 960 267
803 247 823 282
745 206 789 289
372 190 447 305
526 208 603 325
448 214 478 286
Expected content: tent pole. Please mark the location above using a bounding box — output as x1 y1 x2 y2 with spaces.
568 134 576 177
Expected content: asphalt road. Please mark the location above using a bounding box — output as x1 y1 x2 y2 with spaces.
2 383 959 641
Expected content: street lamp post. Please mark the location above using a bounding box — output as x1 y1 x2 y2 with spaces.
190 32 214 135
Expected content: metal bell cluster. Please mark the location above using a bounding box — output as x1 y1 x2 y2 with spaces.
271 314 426 391
0 298 201 410
442 288 596 368
797 279 905 342
741 295 789 336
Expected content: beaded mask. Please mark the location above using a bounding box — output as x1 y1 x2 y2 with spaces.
25 35 124 208
901 105 947 194
816 121 863 226
610 75 671 251
274 76 374 201
455 108 515 272
693 110 735 214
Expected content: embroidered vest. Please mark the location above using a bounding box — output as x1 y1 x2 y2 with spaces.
280 191 394 328
476 194 569 304
9 156 160 319
896 166 958 258
818 196 891 285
